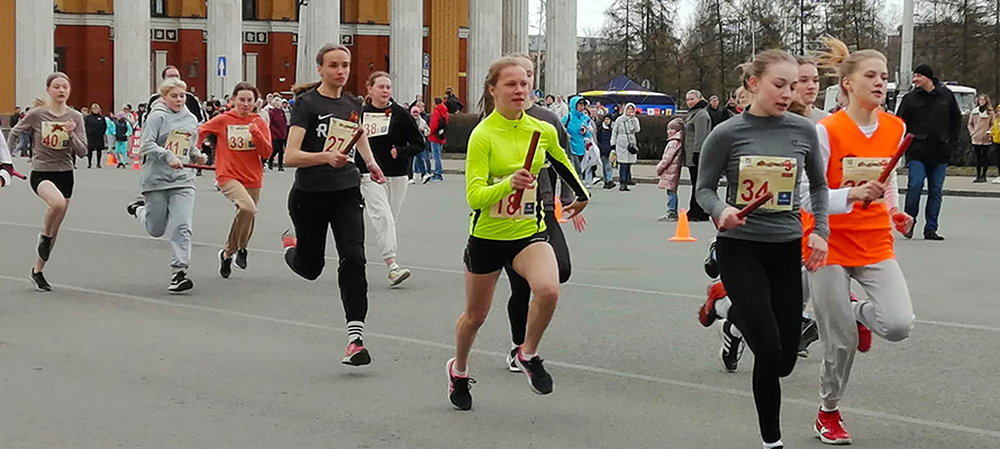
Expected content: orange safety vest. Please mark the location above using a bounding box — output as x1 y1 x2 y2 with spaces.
818 109 904 267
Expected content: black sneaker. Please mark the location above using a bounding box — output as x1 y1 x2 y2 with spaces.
235 248 248 270
604 181 616 189
513 348 554 395
924 230 945 241
30 269 51 292
168 271 194 293
704 238 719 279
126 197 144 218
506 346 521 373
719 320 743 373
799 317 819 357
447 358 475 411
36 234 53 262
219 250 233 279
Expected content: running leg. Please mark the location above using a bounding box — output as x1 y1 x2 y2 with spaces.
34 181 70 273
851 259 914 343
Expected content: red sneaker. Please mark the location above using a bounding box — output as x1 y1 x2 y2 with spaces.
281 229 297 249
341 339 371 366
815 409 852 445
699 281 727 327
850 292 871 353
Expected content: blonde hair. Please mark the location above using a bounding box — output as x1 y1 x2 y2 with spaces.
158 77 188 97
46 72 70 88
478 56 527 117
737 50 798 90
292 44 352 95
817 36 887 94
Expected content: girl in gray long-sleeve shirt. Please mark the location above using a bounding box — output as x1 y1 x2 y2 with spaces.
693 50 829 449
6 73 87 292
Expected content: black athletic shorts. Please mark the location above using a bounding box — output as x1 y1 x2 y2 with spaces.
463 233 549 275
30 171 75 199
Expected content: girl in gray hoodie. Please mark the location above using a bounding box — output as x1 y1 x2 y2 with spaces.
126 78 207 293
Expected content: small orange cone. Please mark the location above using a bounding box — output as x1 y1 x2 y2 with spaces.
669 209 698 242
106 152 116 167
554 195 568 223
131 155 141 171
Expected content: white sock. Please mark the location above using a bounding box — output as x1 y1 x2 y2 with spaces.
347 321 364 343
519 347 537 360
820 405 838 413
451 363 469 378
388 262 399 271
714 296 731 319
763 440 783 448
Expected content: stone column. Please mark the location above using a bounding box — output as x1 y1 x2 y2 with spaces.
114 0 151 110
296 0 340 86
468 0 503 114
545 0 577 98
502 0 529 55
15 0 54 108
390 0 423 106
207 0 243 100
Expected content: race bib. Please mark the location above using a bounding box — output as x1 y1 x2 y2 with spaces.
41 121 70 150
842 157 890 203
362 111 391 138
490 177 538 220
227 125 254 151
737 156 798 211
164 130 193 157
324 118 360 154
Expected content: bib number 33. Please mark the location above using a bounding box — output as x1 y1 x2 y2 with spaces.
227 125 254 151
737 156 797 212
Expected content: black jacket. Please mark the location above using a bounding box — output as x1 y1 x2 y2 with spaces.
896 84 962 164
445 94 464 114
143 91 206 124
357 100 426 177
597 124 613 157
708 106 730 128
84 113 108 149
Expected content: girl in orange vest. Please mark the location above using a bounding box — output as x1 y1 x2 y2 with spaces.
809 38 916 445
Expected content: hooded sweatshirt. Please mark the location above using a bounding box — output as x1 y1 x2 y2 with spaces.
139 101 202 193
429 103 449 144
563 96 592 157
197 109 273 188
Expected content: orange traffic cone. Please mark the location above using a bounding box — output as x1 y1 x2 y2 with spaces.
106 152 116 167
131 155 141 171
553 195 568 223
669 209 698 242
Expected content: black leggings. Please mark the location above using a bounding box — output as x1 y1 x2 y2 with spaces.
687 154 709 219
974 144 990 178
505 212 571 346
285 187 369 323
716 237 802 444
269 139 286 169
87 146 104 167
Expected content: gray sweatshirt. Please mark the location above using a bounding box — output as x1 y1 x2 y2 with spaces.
139 102 202 193
7 106 87 172
696 112 829 243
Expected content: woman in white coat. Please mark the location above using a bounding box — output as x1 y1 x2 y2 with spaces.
611 103 640 191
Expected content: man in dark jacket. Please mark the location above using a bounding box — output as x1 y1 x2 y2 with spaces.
444 87 464 114
84 104 109 169
707 95 729 128
143 66 206 124
9 107 20 128
896 64 961 240
683 90 713 221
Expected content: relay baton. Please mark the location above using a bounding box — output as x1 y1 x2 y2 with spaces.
737 191 774 219
339 128 366 155
862 133 913 210
183 164 216 171
10 167 26 180
508 131 542 215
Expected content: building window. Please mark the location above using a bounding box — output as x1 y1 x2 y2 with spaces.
243 0 257 20
151 0 167 17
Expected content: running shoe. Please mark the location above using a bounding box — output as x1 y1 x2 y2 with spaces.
506 346 521 373
126 198 144 218
704 238 719 279
281 229 297 249
815 409 852 445
342 338 371 366
513 348 553 395
408 178 416 185
699 280 727 327
30 269 51 292
235 248 248 270
422 174 432 184
219 249 233 279
388 266 411 286
719 320 743 373
851 292 872 353
799 317 819 357
36 234 53 262
168 271 194 293
446 358 474 411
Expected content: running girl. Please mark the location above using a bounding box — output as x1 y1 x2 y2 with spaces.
197 82 273 279
0 128 13 190
127 78 207 293
447 56 590 411
810 37 916 446
7 72 87 292
359 71 426 287
281 44 386 367
696 50 830 449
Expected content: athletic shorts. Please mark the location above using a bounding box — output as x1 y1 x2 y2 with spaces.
463 233 549 275
30 171 74 199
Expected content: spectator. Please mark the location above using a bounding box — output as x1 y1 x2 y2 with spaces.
596 115 616 189
544 94 555 110
611 102 640 191
725 96 740 116
427 97 448 182
552 95 570 119
896 64 961 240
84 103 111 169
682 89 712 221
9 106 20 128
267 97 288 171
707 95 729 127
444 87 464 113
991 105 1000 183
656 118 684 221
411 105 432 183
968 94 994 183
563 96 593 175
144 65 206 123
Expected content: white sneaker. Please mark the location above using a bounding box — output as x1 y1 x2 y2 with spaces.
388 266 411 286
992 177 1000 184
408 178 416 185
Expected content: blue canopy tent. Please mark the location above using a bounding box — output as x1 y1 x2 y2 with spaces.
575 75 677 116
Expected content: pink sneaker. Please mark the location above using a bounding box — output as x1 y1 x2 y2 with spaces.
850 292 872 353
341 339 371 366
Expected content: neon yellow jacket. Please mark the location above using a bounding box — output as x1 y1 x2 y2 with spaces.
466 110 590 240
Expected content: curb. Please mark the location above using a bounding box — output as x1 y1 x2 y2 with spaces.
441 169 1000 199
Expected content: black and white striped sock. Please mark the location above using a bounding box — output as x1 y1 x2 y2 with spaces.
347 321 364 343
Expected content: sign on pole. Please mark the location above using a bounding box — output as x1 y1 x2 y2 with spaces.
217 56 227 78
422 53 430 86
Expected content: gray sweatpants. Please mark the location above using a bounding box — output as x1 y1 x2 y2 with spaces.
809 259 915 410
137 187 196 273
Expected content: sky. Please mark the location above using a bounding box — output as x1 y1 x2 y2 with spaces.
528 0 906 37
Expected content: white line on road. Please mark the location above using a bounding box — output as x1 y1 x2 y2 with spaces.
1 273 998 440
0 220 994 333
